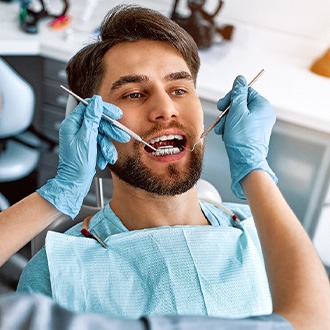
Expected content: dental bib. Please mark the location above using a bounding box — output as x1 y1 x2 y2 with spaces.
45 204 272 319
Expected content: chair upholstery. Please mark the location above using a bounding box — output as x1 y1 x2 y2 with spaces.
0 58 35 137
0 58 39 187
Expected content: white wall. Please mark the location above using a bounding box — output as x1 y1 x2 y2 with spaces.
84 1 330 42
211 0 330 42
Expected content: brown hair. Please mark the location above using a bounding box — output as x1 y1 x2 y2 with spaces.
66 4 200 97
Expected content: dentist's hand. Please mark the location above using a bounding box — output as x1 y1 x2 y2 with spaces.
37 95 130 219
215 76 277 199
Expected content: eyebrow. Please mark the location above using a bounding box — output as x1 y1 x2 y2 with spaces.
110 71 193 91
111 75 149 91
164 71 193 82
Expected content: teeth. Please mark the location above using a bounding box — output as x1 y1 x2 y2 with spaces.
152 147 181 157
148 134 184 157
149 134 183 144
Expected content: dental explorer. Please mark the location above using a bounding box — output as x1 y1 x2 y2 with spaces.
187 69 265 151
60 85 157 152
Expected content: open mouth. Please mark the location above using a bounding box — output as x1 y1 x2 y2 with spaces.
145 134 186 157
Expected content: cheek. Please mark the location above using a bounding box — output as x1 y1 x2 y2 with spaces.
197 107 204 128
116 109 144 133
190 99 204 130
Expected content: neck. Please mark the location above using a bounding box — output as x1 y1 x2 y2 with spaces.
110 177 208 230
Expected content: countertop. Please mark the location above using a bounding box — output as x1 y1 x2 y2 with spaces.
1 1 329 134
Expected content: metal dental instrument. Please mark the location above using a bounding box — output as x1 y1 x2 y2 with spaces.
187 69 265 152
60 85 157 152
81 228 108 249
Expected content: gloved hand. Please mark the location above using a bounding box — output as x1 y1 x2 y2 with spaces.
215 75 278 199
37 95 130 219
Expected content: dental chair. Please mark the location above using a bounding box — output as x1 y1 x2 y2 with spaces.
0 58 39 209
0 57 40 282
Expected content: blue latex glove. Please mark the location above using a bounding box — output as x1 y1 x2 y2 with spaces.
215 76 277 199
37 95 130 219
97 102 131 169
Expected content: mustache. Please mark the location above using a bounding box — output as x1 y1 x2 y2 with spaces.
140 121 196 142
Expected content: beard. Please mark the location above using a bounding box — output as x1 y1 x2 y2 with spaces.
109 126 204 196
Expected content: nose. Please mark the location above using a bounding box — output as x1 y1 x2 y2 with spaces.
147 90 179 123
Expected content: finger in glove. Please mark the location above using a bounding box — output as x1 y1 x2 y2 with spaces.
97 133 118 168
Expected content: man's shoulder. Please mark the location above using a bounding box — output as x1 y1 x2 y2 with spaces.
17 247 52 297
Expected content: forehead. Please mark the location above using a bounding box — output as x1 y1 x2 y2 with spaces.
102 40 191 82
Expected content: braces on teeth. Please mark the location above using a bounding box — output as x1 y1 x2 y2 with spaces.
152 145 181 156
148 134 184 156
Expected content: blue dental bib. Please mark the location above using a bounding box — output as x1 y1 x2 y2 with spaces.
45 208 272 319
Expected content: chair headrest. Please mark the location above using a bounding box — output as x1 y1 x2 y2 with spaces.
0 58 35 138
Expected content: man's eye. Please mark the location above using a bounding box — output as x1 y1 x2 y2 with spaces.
172 89 186 96
124 92 143 99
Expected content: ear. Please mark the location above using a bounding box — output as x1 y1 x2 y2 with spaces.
65 94 78 117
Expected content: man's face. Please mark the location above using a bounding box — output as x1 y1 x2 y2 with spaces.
98 40 204 195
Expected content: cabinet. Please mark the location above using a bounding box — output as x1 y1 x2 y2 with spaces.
38 58 67 187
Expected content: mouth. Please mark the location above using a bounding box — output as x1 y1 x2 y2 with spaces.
144 134 186 157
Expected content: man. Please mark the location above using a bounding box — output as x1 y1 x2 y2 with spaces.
13 5 330 329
